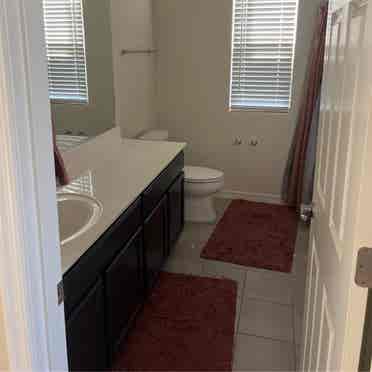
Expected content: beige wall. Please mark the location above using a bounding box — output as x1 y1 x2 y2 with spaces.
0 297 9 370
154 0 322 199
52 0 115 137
111 0 157 138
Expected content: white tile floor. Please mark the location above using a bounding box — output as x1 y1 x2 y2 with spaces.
164 198 310 371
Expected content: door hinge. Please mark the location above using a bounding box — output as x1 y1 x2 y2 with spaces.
355 248 372 288
57 280 64 305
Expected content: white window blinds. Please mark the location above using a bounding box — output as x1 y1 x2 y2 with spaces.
43 0 89 103
230 0 298 110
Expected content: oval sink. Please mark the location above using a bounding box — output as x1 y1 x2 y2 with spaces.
57 193 103 245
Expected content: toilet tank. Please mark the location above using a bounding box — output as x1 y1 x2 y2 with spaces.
138 130 169 141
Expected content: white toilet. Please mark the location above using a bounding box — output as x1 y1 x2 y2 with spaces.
138 130 224 223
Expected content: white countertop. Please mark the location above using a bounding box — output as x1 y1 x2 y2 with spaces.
59 128 186 274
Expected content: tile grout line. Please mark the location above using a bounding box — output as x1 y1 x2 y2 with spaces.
293 305 299 371
237 271 247 330
242 294 294 308
236 331 295 345
232 266 248 371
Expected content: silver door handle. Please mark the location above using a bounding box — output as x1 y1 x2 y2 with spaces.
300 204 314 223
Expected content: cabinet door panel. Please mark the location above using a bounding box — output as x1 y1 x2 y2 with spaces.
142 152 184 218
168 174 184 253
63 198 141 317
144 197 167 289
105 229 144 357
66 279 106 371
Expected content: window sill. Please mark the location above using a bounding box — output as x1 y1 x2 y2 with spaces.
228 106 290 114
51 99 89 106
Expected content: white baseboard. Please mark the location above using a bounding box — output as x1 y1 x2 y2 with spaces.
217 189 285 205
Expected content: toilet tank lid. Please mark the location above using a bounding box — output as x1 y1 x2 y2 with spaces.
139 130 169 141
184 166 224 183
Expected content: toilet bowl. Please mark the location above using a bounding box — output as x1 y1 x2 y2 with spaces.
138 130 224 223
184 166 224 223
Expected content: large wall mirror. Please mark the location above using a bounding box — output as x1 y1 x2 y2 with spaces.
43 0 116 150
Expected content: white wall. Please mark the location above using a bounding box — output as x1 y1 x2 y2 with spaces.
111 0 157 138
0 298 9 370
154 0 322 200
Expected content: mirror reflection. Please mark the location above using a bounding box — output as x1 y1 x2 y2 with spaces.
43 0 115 146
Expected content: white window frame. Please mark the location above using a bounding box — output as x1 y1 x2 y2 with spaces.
229 0 299 113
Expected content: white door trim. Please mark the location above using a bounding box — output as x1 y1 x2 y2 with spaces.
0 0 68 370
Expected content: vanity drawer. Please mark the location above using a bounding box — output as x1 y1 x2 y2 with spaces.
142 152 184 218
63 197 141 316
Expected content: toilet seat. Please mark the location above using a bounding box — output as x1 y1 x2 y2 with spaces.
184 166 224 184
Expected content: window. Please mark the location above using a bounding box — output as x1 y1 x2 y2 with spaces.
230 0 299 111
43 0 89 103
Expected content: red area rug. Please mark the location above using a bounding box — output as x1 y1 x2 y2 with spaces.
201 200 298 273
113 272 237 371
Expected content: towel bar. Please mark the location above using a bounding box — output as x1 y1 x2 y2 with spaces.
120 49 157 56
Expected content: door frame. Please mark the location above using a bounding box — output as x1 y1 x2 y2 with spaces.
0 0 68 370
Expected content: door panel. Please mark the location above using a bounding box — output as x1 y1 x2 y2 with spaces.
304 238 335 372
302 0 372 370
316 288 334 371
303 239 321 371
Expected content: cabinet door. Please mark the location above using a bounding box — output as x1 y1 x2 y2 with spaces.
105 229 144 358
168 174 184 253
144 196 167 289
66 279 106 371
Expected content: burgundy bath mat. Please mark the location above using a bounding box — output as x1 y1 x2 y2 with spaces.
113 272 237 371
201 200 298 273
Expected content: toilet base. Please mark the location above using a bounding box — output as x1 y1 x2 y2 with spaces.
185 195 217 223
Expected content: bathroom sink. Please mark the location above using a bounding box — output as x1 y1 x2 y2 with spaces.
57 193 103 245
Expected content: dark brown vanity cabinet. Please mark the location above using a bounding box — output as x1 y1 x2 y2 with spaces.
105 229 144 359
65 279 106 371
63 151 184 371
168 174 184 254
144 196 168 290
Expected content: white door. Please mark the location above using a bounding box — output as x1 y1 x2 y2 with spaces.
302 0 372 370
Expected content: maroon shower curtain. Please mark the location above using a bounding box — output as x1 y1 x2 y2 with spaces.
283 2 328 208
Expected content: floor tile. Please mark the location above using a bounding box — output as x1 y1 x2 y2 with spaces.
244 268 294 305
235 296 242 334
239 299 294 342
293 278 306 319
292 245 308 275
233 334 295 371
294 311 304 346
171 239 204 261
214 198 231 221
163 257 204 276
202 260 246 298
292 224 309 333
292 242 309 277
296 343 302 371
178 222 216 244
293 223 310 265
